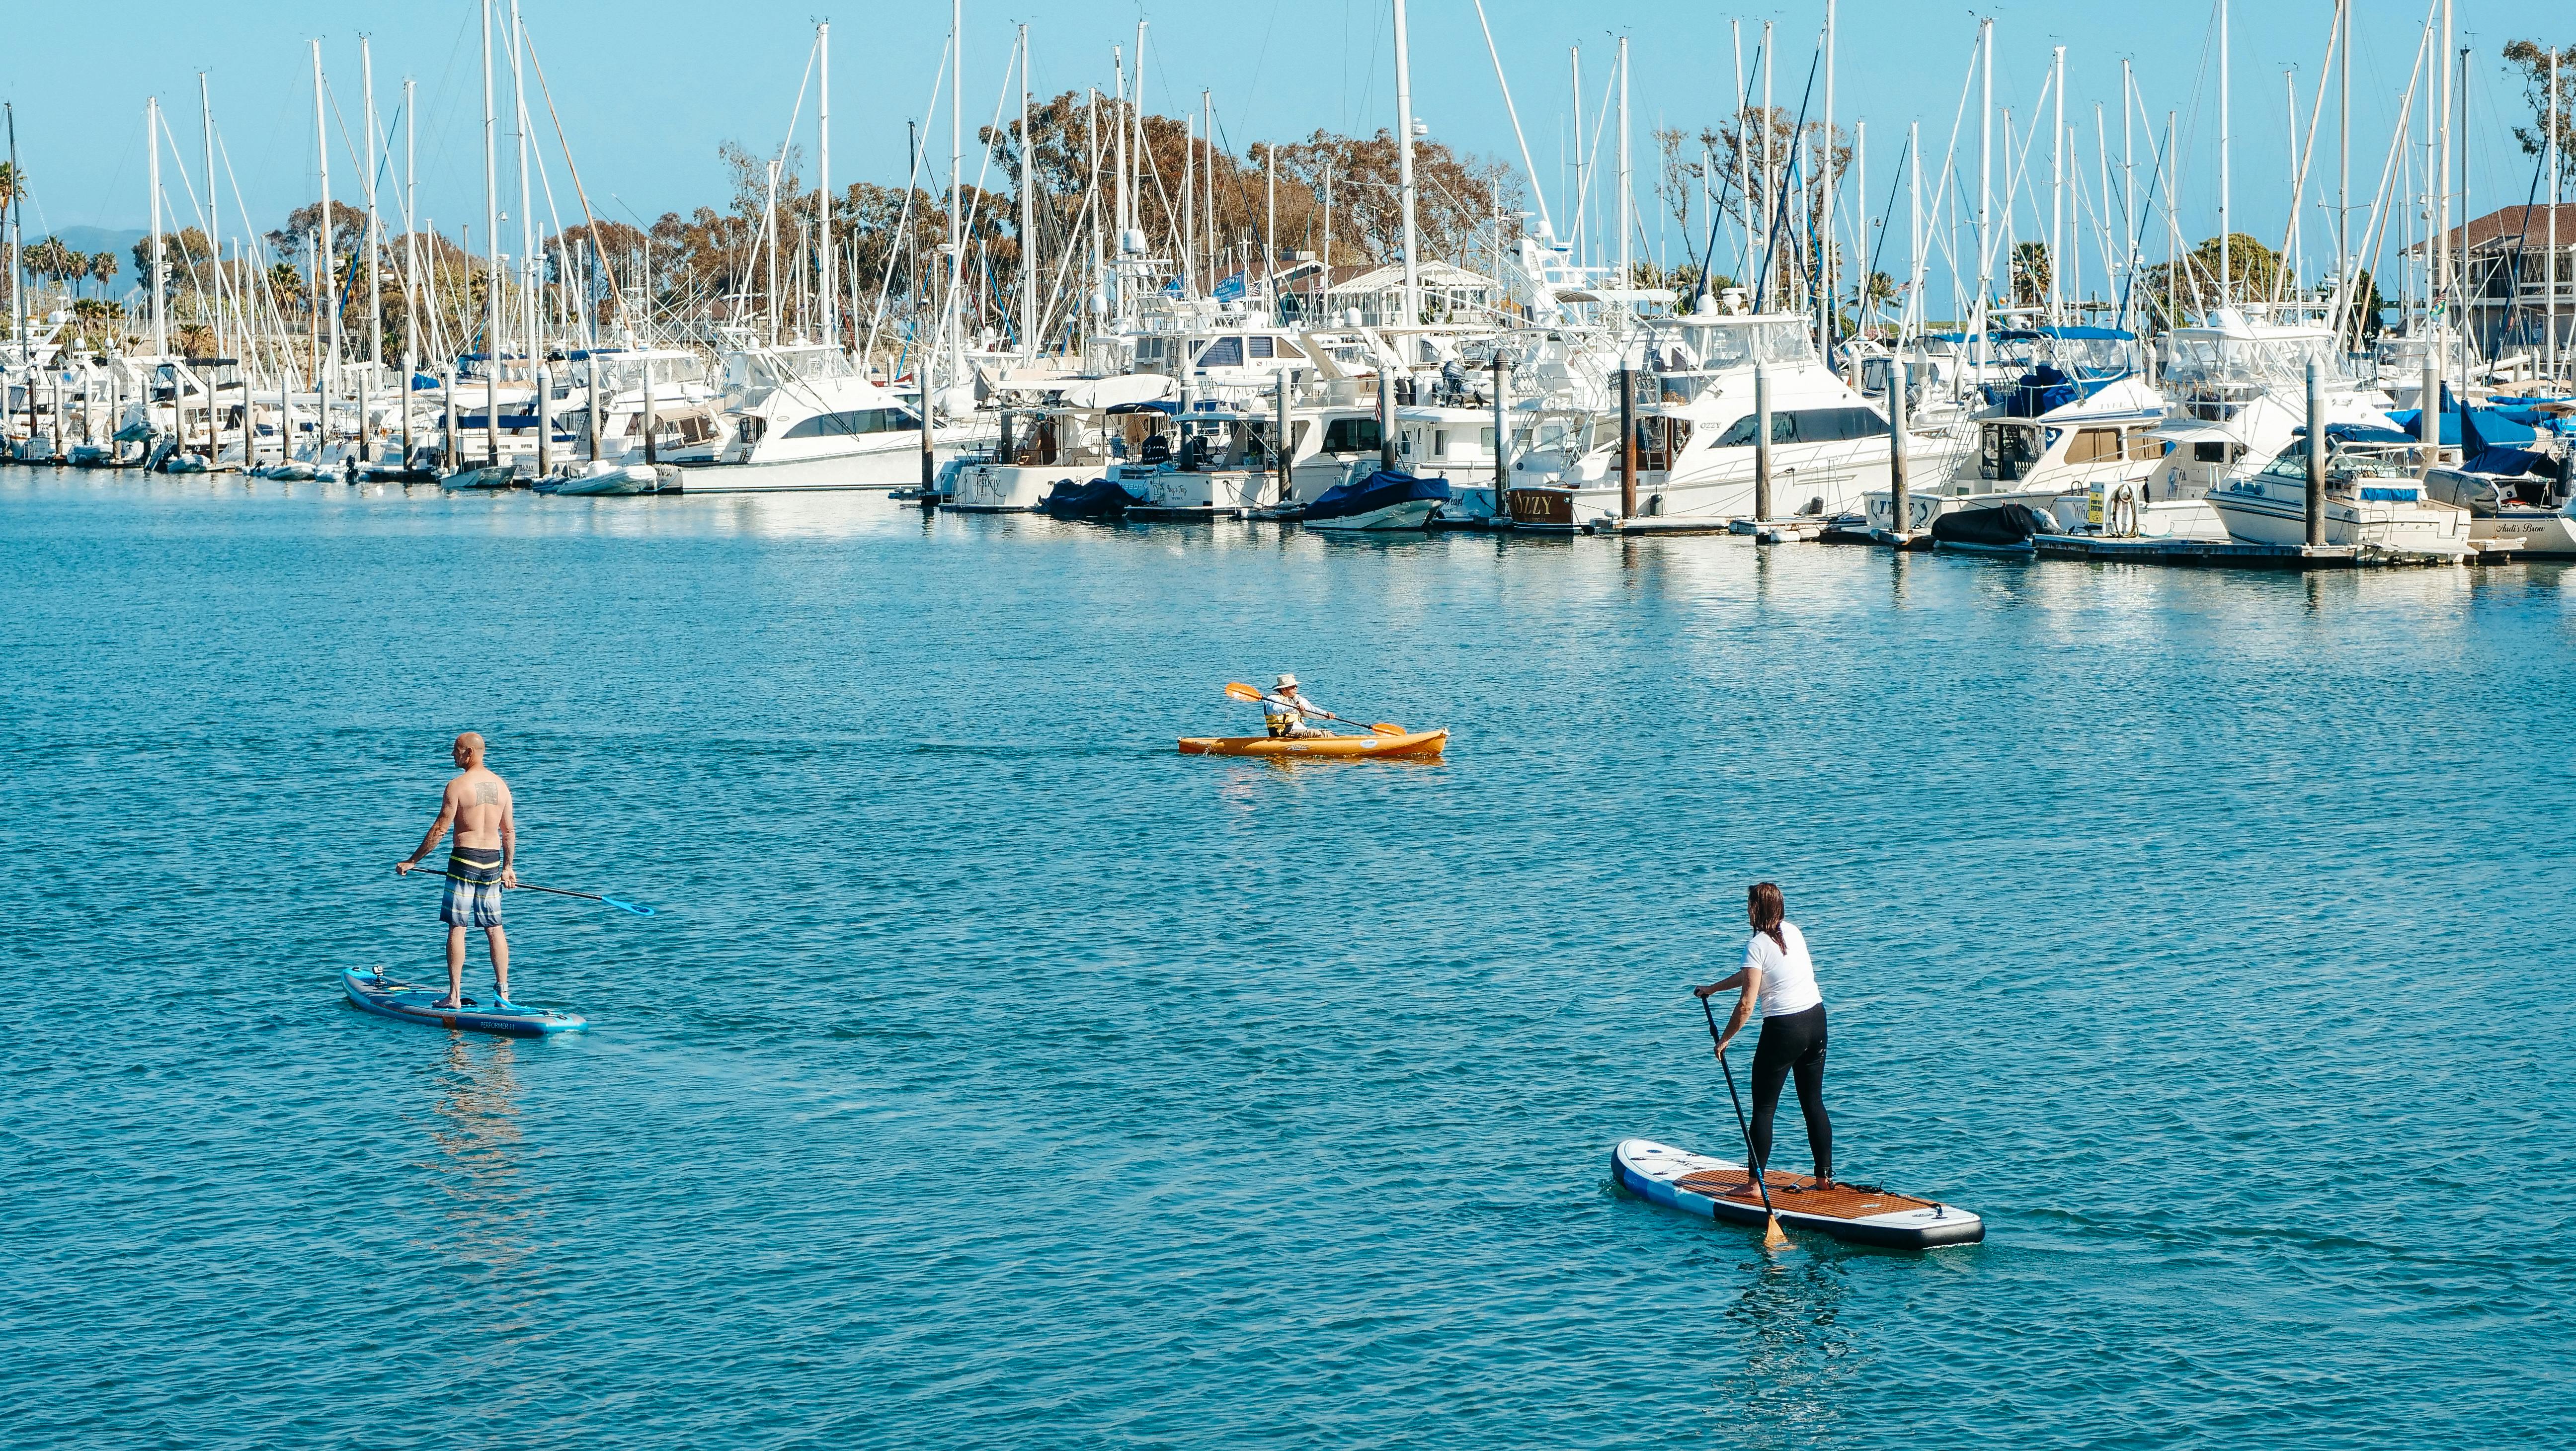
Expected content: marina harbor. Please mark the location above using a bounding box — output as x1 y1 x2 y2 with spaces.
8 3 2576 1448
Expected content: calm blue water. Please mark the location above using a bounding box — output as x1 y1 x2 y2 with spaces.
7 468 2572 1448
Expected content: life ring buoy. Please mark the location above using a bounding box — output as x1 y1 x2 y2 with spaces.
2110 486 2140 537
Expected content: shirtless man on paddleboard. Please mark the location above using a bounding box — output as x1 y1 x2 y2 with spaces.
394 732 518 1010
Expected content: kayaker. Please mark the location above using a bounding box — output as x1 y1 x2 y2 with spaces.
1259 674 1334 739
394 732 520 1011
1693 882 1833 1191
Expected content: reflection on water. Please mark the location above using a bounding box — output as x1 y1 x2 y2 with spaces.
1714 1253 1855 1446
421 1035 535 1274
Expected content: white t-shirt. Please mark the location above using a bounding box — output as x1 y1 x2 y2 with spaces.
1745 922 1823 1018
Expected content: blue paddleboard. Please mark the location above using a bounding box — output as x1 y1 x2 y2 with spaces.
342 967 586 1038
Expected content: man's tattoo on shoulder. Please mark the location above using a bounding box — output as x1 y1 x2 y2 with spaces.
475 782 501 806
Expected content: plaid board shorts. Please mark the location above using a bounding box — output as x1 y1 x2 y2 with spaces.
440 846 505 927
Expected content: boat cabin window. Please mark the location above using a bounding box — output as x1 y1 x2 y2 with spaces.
1195 337 1245 369
1979 422 2044 482
1480 427 1498 455
783 407 913 439
2126 428 2165 461
2192 441 2238 464
1247 336 1276 360
1433 429 1448 457
1715 407 1885 447
1321 416 1381 453
2068 427 2123 465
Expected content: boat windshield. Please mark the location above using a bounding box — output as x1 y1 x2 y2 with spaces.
1652 318 1816 372
2166 332 2349 388
743 346 856 389
2260 438 2421 484
587 354 707 394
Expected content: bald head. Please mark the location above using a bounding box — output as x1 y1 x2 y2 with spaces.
453 732 486 767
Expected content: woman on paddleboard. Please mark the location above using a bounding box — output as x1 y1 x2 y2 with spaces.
1694 882 1832 1190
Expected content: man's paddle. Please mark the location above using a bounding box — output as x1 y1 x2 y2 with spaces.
402 866 656 917
1220 681 1407 735
1704 995 1791 1250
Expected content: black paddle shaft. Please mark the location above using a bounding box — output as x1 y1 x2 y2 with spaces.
1703 995 1783 1219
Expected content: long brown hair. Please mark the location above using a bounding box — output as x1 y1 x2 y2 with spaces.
1748 882 1787 951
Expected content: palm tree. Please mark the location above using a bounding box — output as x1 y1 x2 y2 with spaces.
24 237 72 302
89 250 116 298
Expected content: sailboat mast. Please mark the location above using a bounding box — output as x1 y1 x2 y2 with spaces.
511 1 534 371
201 74 220 361
314 40 337 385
1617 34 1631 308
1975 18 1990 368
480 0 500 465
2050 45 2065 325
2337 0 2350 294
949 0 963 376
1908 119 1923 339
150 99 167 357
1019 24 1033 365
6 103 19 360
365 39 381 371
403 76 417 468
1393 0 1421 325
819 21 834 349
2219 0 2231 306
1820 2 1835 349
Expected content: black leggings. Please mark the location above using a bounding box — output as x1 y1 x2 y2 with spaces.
1747 1003 1831 1180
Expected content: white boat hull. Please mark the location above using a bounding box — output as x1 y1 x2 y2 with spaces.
2477 508 2576 556
670 437 969 492
949 461 1106 512
2207 479 2472 557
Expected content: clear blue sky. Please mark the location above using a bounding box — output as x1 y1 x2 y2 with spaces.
5 1 2564 278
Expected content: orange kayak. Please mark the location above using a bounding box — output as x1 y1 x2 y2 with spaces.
1177 729 1448 759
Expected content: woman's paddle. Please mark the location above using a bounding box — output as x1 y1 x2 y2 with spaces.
403 866 655 917
1704 995 1791 1250
1221 681 1407 735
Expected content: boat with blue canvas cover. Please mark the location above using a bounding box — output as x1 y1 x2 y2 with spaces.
1301 468 1450 532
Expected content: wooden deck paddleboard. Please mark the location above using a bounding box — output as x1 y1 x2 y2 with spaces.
1612 1137 1982 1249
342 968 586 1038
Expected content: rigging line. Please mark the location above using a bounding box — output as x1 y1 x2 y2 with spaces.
1860 133 1912 315
1752 49 1822 311
731 36 820 327
523 30 628 331
949 38 1020 329
2335 21 2430 343
1689 43 1762 301
863 37 949 365
1470 0 1552 239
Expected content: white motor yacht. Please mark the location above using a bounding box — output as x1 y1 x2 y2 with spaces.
2139 311 2404 543
1861 328 2164 535
946 375 1176 512
2206 433 2471 557
669 341 974 491
1507 309 1968 531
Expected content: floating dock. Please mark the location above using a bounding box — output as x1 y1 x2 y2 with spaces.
2028 535 2460 568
